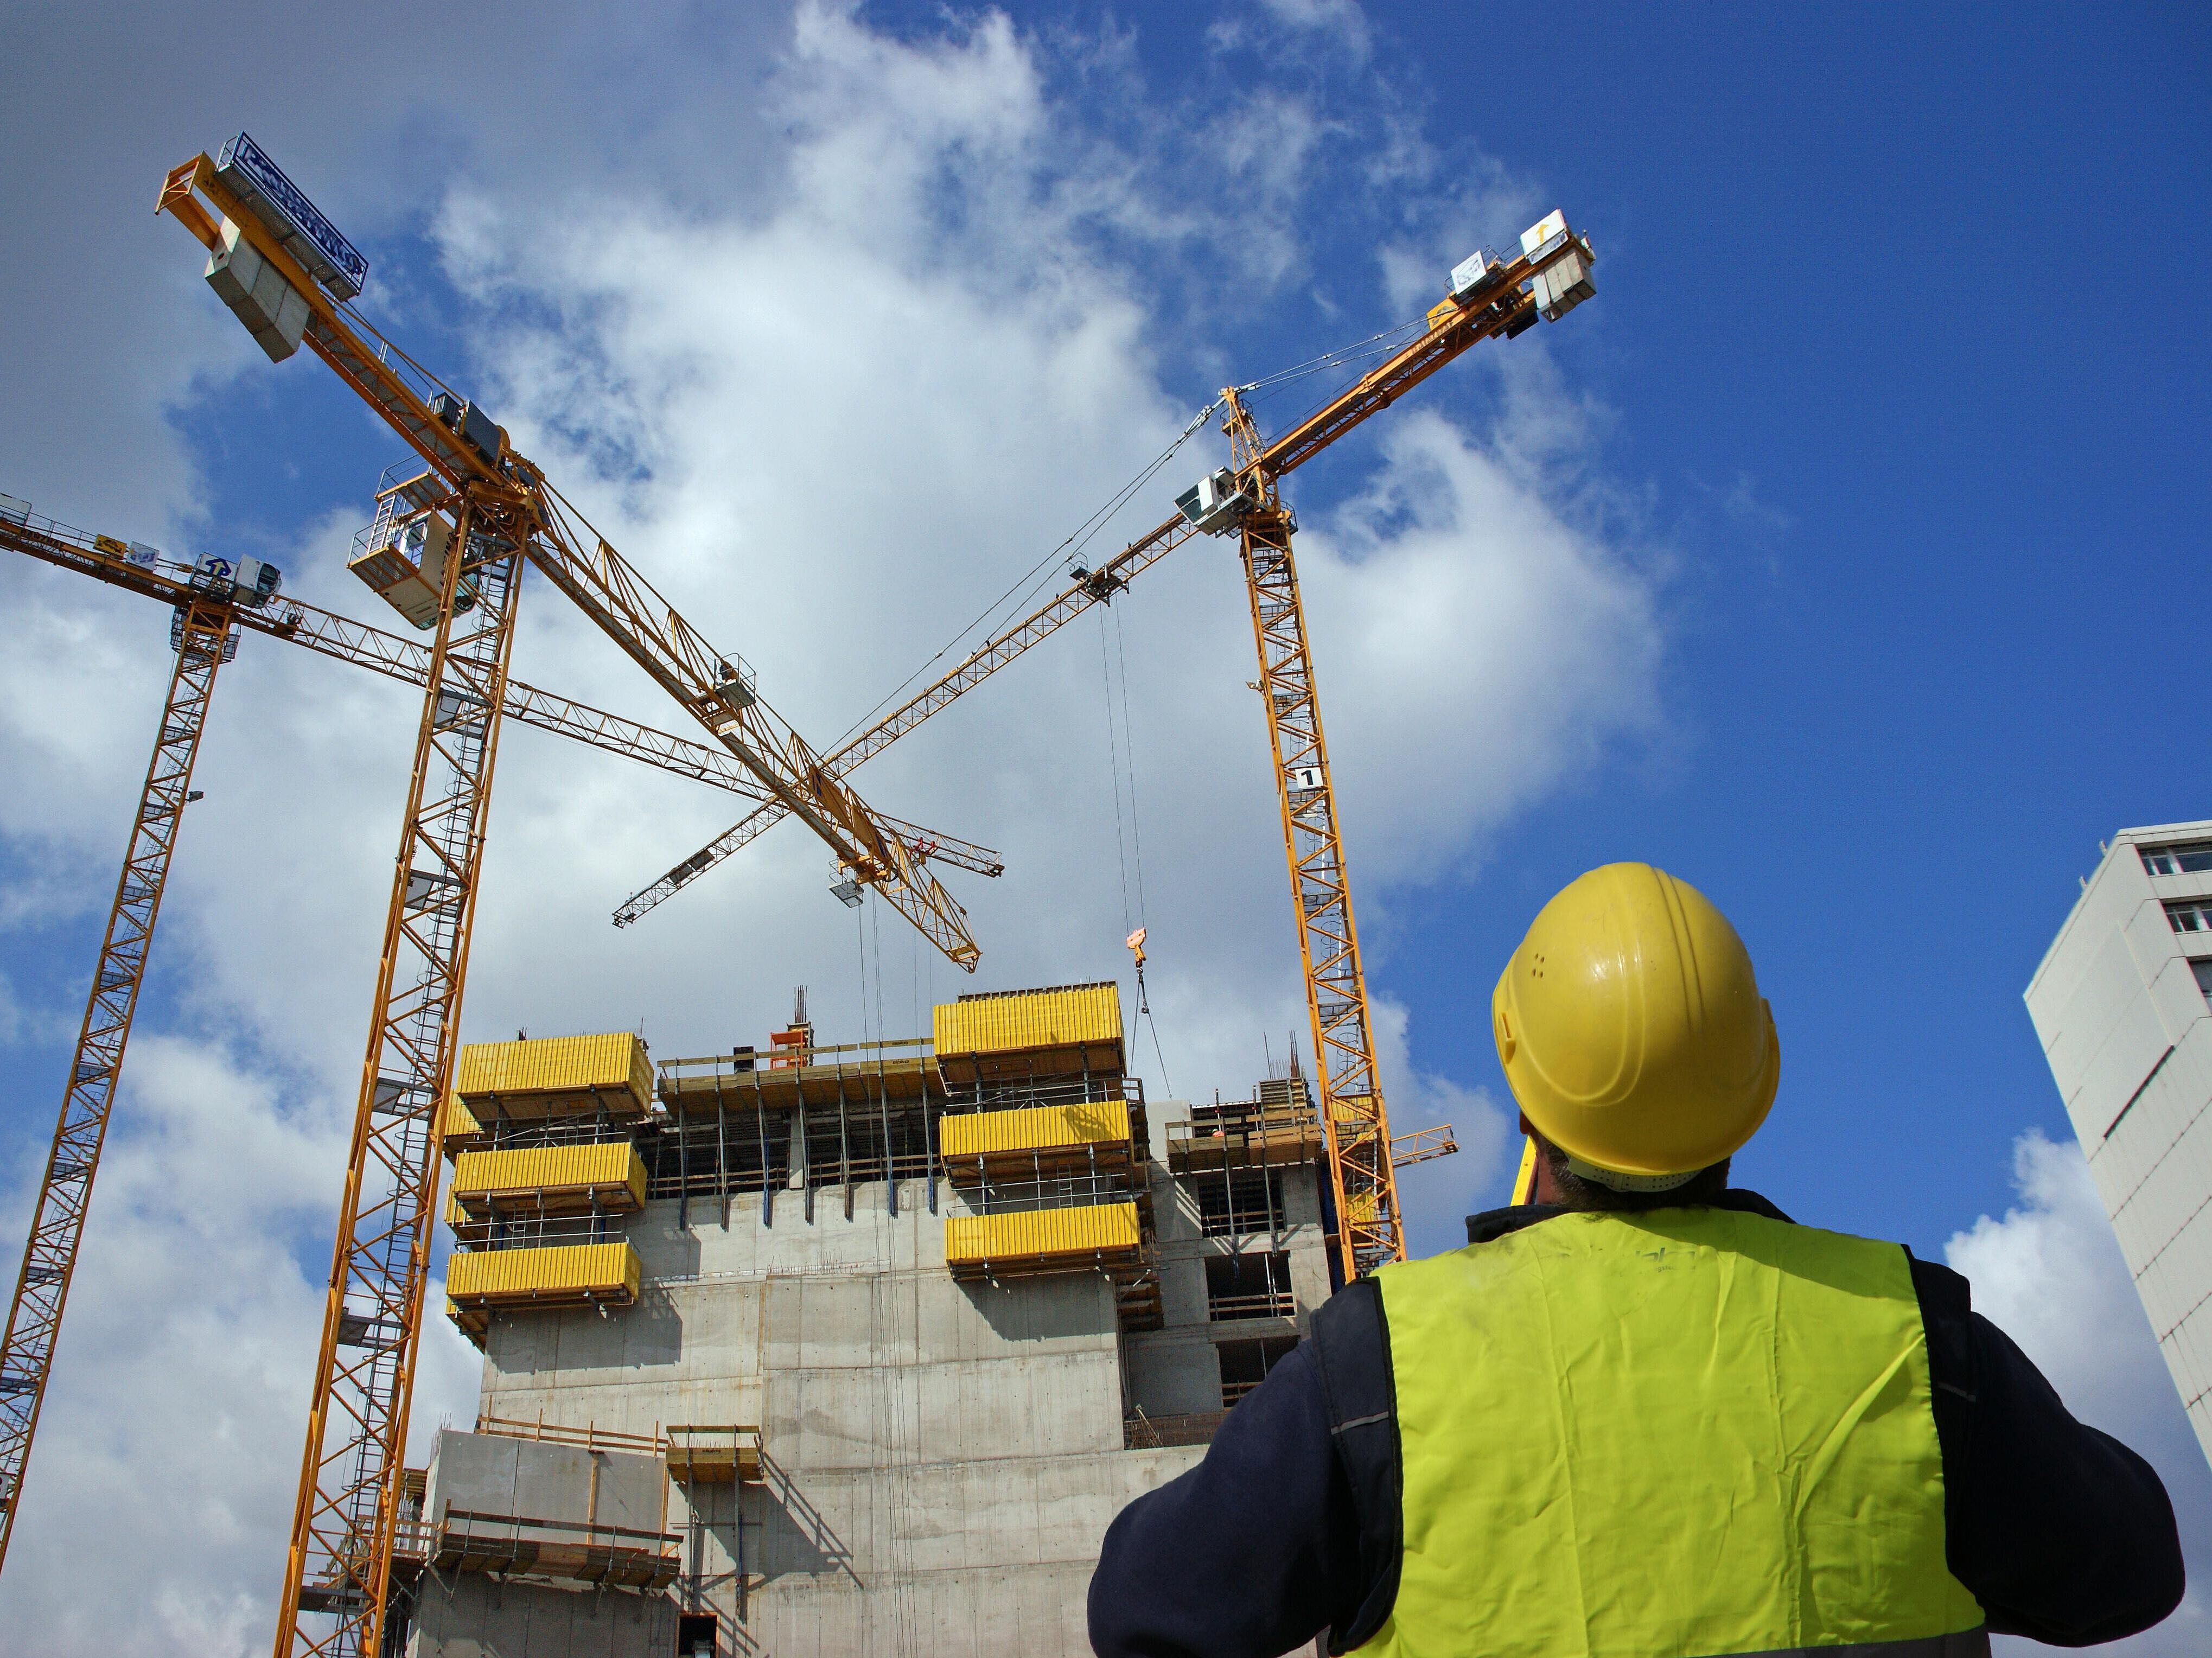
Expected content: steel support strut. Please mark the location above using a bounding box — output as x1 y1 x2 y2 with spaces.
0 591 233 1574
1225 390 1404 1279
272 486 524 1658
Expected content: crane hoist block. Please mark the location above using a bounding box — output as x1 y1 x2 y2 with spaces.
205 217 311 363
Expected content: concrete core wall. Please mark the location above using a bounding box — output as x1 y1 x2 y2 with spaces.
412 1106 1331 1657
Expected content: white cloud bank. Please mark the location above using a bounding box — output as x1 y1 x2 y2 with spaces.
0 3 1660 1649
1948 1131 2212 1656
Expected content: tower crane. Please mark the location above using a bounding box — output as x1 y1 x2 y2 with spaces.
615 211 1597 1279
151 132 998 1656
0 502 1000 1586
0 524 257 1575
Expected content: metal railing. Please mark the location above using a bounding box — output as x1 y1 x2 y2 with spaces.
474 1414 665 1455
1206 1287 1298 1323
1124 1409 1229 1449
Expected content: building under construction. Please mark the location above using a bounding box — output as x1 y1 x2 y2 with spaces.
398 980 1333 1656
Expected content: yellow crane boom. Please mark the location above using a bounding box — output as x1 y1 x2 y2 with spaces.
1 509 1003 879
614 218 1595 934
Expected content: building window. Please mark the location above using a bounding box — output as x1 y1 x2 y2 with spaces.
1195 1169 1287 1238
2165 900 2212 935
1218 1335 1301 1407
2142 841 2212 877
1205 1252 1295 1322
2194 960 2212 1006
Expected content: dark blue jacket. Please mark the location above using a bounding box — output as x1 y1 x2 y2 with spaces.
1089 1192 2184 1657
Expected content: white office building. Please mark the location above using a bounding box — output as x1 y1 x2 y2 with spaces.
2026 820 2212 1464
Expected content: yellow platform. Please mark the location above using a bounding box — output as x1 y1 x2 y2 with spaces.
940 1099 1133 1177
666 1425 764 1485
934 983 1124 1084
1167 1109 1326 1173
447 1241 641 1310
439 1094 487 1159
446 1297 489 1349
945 1200 1142 1279
456 1033 652 1121
450 1143 646 1217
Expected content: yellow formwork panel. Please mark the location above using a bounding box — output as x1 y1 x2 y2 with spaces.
945 1201 1140 1269
446 1240 641 1308
455 1032 652 1118
439 1094 485 1158
934 983 1123 1057
940 1099 1130 1159
450 1143 647 1212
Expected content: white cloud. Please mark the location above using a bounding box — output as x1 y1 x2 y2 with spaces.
0 1037 480 1650
1246 0 1373 61
1948 1130 2212 1656
0 4 1660 1648
1369 993 1515 1255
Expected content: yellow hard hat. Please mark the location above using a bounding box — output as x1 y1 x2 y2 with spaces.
1492 863 1777 1184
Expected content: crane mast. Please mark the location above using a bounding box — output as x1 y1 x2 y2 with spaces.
1220 385 1402 1278
0 586 238 1571
271 477 523 1654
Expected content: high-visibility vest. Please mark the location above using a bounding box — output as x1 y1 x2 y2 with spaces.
1348 1208 1987 1658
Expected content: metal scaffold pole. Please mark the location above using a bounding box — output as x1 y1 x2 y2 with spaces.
0 589 235 1574
272 486 524 1658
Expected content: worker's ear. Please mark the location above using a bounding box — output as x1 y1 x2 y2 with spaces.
1518 1111 1534 1138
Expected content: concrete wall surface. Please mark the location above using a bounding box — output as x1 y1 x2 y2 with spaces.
2028 820 2212 1464
422 1111 1340 1654
409 1573 676 1658
425 1429 667 1536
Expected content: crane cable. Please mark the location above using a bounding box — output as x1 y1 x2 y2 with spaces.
828 407 1221 752
1097 602 1172 1094
830 312 1423 753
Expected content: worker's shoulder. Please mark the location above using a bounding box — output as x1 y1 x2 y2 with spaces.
1454 1188 1800 1251
1448 1191 1943 1286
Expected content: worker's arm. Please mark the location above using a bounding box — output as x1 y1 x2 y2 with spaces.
1914 1258 2185 1644
1088 1341 1361 1658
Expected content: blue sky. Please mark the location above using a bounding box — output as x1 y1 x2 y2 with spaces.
0 3 2205 1650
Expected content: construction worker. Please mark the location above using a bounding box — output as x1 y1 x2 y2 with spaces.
1090 863 2184 1657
